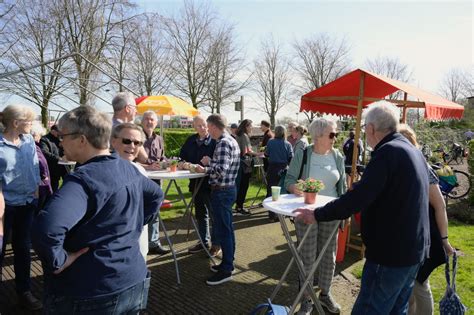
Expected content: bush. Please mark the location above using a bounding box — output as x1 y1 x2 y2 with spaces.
162 129 195 158
468 140 474 205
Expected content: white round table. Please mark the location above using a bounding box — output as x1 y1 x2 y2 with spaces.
146 170 206 180
262 193 335 217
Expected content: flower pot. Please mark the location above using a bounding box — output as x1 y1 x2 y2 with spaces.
169 165 177 172
303 192 317 204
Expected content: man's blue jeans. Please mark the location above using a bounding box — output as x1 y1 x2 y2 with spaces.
43 274 151 314
0 203 35 293
210 187 236 272
352 259 421 315
194 188 213 247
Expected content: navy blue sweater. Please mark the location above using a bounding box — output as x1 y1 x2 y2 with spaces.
315 132 430 267
32 154 164 297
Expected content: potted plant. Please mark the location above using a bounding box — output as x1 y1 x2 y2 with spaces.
169 159 179 172
295 178 325 204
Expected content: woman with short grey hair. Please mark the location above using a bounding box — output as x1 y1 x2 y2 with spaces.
284 117 346 314
0 104 43 310
264 126 293 221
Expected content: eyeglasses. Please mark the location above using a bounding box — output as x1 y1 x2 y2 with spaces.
58 132 80 141
329 132 339 139
120 138 143 146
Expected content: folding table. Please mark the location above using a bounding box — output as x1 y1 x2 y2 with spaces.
147 170 216 284
263 194 340 314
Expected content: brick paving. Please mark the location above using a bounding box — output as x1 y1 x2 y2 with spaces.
0 207 361 314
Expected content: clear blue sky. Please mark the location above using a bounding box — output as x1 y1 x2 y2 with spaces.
139 0 472 122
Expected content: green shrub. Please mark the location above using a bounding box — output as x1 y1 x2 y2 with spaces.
163 129 195 158
468 140 474 205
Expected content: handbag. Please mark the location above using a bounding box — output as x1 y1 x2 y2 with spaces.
439 252 467 315
249 299 289 315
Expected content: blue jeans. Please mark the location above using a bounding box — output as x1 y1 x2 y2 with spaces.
210 187 236 272
0 203 35 293
194 188 213 246
352 259 421 315
43 273 151 314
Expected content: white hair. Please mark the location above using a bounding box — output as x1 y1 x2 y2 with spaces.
364 101 400 133
309 117 337 139
112 92 136 112
30 121 46 137
193 115 206 123
142 110 158 121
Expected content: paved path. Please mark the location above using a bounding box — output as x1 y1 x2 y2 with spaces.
0 207 361 314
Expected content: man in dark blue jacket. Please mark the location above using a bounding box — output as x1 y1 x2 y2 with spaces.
180 116 219 256
294 102 430 315
32 106 164 314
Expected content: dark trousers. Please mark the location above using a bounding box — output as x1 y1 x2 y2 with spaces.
191 180 213 246
265 163 287 219
235 167 251 209
0 203 35 293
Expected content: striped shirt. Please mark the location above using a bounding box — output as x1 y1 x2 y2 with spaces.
206 131 240 187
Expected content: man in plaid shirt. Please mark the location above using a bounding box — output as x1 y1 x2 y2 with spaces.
196 114 240 285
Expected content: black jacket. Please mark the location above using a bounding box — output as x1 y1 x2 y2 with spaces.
315 132 430 267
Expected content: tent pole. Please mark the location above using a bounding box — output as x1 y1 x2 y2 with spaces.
350 72 365 186
401 92 408 123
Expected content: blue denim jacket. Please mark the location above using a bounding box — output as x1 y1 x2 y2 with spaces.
32 154 164 297
0 133 40 205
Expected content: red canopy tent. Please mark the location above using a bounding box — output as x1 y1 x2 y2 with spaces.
300 68 464 184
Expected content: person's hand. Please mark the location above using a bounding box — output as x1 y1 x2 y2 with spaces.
443 240 455 256
292 208 316 225
201 156 211 166
290 184 303 196
53 247 89 275
195 165 206 173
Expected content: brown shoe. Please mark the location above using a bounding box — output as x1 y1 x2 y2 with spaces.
18 291 42 311
210 245 222 257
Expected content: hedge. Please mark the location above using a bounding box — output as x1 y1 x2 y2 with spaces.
161 129 195 158
468 140 474 205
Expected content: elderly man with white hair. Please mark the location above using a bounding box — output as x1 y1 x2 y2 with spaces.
294 101 430 315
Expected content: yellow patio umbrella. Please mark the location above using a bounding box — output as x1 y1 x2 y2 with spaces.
135 95 199 117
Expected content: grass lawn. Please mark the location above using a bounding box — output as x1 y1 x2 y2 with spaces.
350 219 474 312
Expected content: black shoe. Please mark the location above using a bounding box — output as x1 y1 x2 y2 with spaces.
234 207 251 216
18 291 42 311
148 246 171 255
206 270 232 285
210 264 234 274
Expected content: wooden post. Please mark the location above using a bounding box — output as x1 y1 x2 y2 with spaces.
350 72 365 186
401 92 408 123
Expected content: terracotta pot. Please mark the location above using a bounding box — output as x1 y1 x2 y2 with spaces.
169 164 178 172
303 192 317 204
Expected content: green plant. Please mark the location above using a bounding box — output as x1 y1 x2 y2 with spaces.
169 159 178 166
296 178 325 193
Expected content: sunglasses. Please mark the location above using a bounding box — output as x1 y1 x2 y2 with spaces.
329 132 339 139
120 138 143 146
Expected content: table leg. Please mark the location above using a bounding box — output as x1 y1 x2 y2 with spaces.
159 215 181 285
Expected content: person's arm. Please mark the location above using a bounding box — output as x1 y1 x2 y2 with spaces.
135 146 148 164
142 176 165 225
204 141 234 178
285 148 304 195
0 187 4 255
32 177 89 274
429 183 455 255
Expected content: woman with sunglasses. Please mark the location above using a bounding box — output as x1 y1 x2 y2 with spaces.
284 118 346 315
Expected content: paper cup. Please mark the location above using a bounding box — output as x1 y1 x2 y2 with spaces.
271 186 281 201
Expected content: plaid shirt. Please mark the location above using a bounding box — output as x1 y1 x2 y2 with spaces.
206 131 240 187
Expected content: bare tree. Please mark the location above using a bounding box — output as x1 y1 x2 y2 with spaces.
129 13 173 96
439 68 471 102
0 0 70 126
365 56 412 99
55 0 132 105
205 23 250 113
0 1 16 58
103 6 138 93
163 0 216 108
253 37 292 127
292 33 351 122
